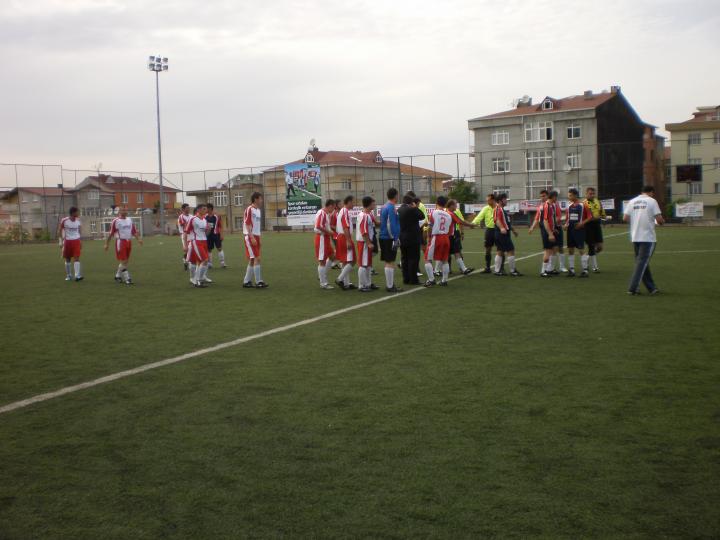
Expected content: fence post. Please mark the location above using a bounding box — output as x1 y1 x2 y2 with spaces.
226 168 233 233
14 164 23 244
41 165 49 237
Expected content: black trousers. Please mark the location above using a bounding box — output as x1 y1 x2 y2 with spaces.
401 242 421 284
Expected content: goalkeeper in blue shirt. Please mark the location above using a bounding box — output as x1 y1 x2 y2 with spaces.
379 187 403 293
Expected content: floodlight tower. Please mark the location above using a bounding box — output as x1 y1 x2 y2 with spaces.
148 55 168 233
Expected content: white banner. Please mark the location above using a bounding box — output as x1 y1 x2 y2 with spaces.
601 198 615 210
464 204 485 213
675 202 704 218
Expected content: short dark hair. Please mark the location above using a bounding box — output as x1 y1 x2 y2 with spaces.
69 206 78 215
207 202 214 210
402 194 413 205
436 195 448 207
586 186 596 193
181 203 190 210
447 198 458 208
549 190 559 199
642 185 655 193
405 190 417 198
387 187 398 200
251 192 262 203
568 188 579 196
497 193 508 202
324 199 335 208
343 195 354 205
195 204 206 213
540 189 549 196
362 195 374 208
486 193 495 200
413 197 421 205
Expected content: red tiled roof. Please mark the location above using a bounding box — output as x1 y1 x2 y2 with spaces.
471 92 617 121
84 175 181 193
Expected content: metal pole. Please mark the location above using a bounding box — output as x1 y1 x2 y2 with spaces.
155 70 165 234
41 165 49 236
14 164 23 244
226 168 233 233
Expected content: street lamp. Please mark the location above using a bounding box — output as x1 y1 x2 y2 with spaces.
148 55 169 233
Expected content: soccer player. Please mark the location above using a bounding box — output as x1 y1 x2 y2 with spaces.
553 194 568 273
471 193 497 273
379 187 403 293
314 199 336 289
334 195 357 290
584 187 606 272
57 207 83 281
493 193 522 276
446 199 476 275
356 196 378 292
329 199 342 269
104 207 143 284
243 192 267 288
177 203 192 270
185 204 210 288
540 191 560 277
423 196 453 287
623 185 664 295
528 189 549 274
205 203 226 269
563 188 593 277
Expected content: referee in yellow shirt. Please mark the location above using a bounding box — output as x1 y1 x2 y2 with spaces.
471 193 497 273
583 187 606 272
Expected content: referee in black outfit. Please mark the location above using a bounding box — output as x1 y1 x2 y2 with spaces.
398 194 424 285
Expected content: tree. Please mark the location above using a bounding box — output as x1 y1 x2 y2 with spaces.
447 179 478 204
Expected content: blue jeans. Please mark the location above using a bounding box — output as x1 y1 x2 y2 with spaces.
629 242 657 293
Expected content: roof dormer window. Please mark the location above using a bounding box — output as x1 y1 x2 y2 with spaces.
305 153 314 163
374 153 383 163
542 99 554 110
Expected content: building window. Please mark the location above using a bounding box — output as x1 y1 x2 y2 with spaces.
714 131 720 144
121 193 128 204
715 158 720 169
492 158 510 173
163 194 169 204
542 99 553 110
214 191 228 207
715 183 720 193
90 221 97 233
567 123 581 139
340 179 352 190
688 182 702 195
688 133 701 145
375 154 383 163
526 179 553 200
566 153 581 169
32 194 39 202
491 131 509 145
525 121 553 142
492 186 510 197
137 193 144 203
688 158 702 165
526 150 554 171
88 189 100 200
233 193 242 206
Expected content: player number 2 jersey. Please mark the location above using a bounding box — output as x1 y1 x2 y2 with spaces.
356 212 375 242
243 206 261 236
429 209 452 236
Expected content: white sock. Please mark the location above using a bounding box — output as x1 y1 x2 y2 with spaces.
74 261 81 277
218 250 225 264
189 263 196 277
568 256 575 271
434 261 441 272
508 256 516 272
244 265 253 283
550 254 557 270
65 262 72 276
425 262 434 281
318 265 325 286
559 253 566 270
194 265 203 282
357 267 365 288
581 254 589 271
457 258 467 272
442 262 449 282
253 265 263 283
384 267 394 288
123 269 131 281
591 255 598 270
540 260 545 273
116 264 123 278
339 264 352 286
494 255 502 273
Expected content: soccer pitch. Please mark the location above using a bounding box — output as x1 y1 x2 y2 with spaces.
1 226 719 538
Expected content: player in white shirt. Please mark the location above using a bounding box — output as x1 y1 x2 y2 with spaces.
334 195 357 290
623 185 664 295
104 207 143 284
314 199 336 289
423 196 453 287
177 203 192 270
185 204 211 288
242 192 267 288
56 207 83 281
356 196 378 292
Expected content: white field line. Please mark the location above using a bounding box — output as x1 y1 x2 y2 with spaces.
0 233 630 416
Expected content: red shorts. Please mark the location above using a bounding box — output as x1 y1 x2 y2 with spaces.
187 240 209 264
357 241 372 267
244 235 261 259
425 234 450 262
315 234 333 262
115 239 132 261
335 235 355 263
62 239 81 259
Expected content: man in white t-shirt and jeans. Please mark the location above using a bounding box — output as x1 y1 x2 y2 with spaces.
623 185 665 295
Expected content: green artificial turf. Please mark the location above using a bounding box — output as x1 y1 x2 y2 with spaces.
0 226 719 538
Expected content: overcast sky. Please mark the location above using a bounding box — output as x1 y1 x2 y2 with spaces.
1 0 718 180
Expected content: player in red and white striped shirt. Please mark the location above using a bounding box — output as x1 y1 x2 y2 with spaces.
356 196 377 292
185 204 210 288
104 207 143 284
57 207 83 281
314 199 336 289
242 192 267 288
334 195 357 290
177 203 192 270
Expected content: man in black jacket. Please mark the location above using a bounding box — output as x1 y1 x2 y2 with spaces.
398 194 425 285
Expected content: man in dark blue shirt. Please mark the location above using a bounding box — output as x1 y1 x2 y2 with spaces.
379 187 402 293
